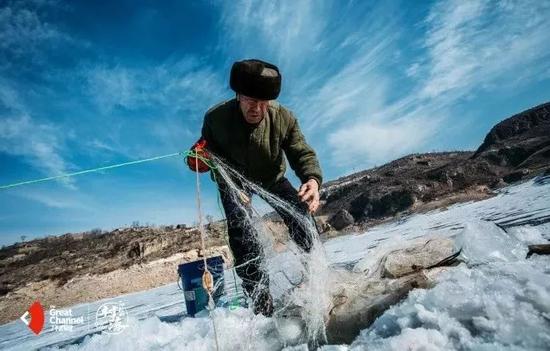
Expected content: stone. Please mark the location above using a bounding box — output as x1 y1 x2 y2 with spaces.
382 237 455 278
329 209 354 230
127 241 145 259
325 272 431 344
503 169 530 183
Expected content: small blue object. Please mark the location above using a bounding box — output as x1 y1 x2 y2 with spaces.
178 256 225 317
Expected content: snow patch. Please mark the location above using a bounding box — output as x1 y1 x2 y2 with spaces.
349 256 550 350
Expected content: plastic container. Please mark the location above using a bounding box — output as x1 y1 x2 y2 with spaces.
178 256 225 317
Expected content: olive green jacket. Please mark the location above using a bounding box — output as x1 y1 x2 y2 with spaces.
201 98 322 189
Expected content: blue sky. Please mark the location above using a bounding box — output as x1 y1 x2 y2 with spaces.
1 0 549 245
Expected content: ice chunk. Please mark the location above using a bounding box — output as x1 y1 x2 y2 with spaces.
455 220 528 264
508 225 546 245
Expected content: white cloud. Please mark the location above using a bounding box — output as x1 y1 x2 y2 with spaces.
0 113 74 186
0 83 27 113
406 62 421 78
293 31 398 132
0 0 72 68
82 137 138 160
420 0 550 98
328 115 440 168
84 58 226 116
87 139 117 153
82 58 227 158
85 66 139 112
0 84 74 187
15 189 90 209
218 0 328 69
0 2 81 188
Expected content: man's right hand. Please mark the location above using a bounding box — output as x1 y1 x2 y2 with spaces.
186 138 211 173
298 178 320 213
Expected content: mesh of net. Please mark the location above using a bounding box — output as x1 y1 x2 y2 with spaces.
209 154 343 345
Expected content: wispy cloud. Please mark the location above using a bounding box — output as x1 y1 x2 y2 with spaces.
0 113 74 186
217 0 550 174
0 85 74 186
0 0 73 70
87 139 118 153
14 189 90 210
83 57 226 116
325 0 550 171
418 0 550 98
293 30 398 132
328 113 441 168
0 1 81 187
82 58 227 157
218 0 329 69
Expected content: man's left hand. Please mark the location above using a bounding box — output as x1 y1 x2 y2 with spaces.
298 179 320 213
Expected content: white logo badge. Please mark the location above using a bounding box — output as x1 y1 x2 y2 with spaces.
95 302 128 334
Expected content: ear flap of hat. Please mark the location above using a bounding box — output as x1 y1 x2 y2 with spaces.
230 59 281 100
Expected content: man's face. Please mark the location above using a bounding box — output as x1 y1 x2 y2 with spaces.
238 94 270 124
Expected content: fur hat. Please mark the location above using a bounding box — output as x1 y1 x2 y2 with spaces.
230 59 281 100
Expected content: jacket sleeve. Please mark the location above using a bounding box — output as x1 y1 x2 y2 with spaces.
282 115 323 186
200 114 220 154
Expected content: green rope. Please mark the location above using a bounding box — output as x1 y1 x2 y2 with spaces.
191 152 217 170
0 150 216 190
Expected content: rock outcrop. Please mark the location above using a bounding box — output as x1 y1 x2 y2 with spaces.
319 102 550 229
329 209 355 230
473 102 550 166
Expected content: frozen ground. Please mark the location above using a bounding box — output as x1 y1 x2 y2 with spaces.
1 176 549 350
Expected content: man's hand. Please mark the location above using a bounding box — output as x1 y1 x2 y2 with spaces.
298 179 320 213
186 138 210 173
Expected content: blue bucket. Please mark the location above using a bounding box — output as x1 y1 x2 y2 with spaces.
178 256 225 317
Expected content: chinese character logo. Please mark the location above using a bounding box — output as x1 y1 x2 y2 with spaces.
20 300 45 335
95 302 128 334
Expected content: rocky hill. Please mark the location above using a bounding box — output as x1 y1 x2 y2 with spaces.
0 222 238 324
319 102 550 231
473 102 550 174
0 101 548 324
0 223 229 295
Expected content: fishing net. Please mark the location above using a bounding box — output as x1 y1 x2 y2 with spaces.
210 153 340 345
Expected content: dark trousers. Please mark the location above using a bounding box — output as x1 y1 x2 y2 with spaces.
218 177 313 296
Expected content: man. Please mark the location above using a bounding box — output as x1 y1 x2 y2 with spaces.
187 59 322 316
